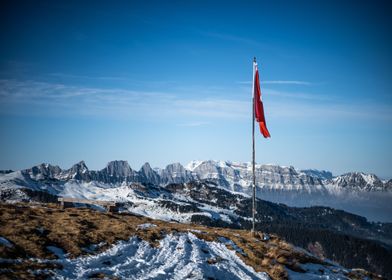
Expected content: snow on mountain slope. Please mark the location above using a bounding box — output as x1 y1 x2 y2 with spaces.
0 170 62 195
60 181 134 202
0 171 27 189
328 172 385 191
48 232 270 280
58 181 240 224
185 160 204 171
286 263 361 280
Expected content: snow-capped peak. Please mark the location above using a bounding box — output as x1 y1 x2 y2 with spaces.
330 172 384 191
185 160 204 171
3 160 390 195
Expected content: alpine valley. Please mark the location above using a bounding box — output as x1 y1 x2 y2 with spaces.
1 160 392 279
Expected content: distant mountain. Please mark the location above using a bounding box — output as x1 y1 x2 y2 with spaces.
7 160 391 193
328 172 385 191
1 160 392 221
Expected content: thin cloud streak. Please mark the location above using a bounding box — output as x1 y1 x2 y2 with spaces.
48 73 180 87
0 79 247 120
264 88 335 102
0 79 390 123
268 101 392 121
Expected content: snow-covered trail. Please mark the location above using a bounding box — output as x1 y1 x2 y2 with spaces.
52 232 270 280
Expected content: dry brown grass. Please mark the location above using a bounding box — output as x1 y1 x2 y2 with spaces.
0 203 383 280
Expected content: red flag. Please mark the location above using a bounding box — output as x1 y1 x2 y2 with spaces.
254 65 271 138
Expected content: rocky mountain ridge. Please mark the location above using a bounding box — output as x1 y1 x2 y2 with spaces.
14 160 392 193
2 160 392 222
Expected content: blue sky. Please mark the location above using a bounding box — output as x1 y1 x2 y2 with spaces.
0 0 391 178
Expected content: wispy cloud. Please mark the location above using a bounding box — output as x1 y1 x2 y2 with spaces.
0 79 248 120
264 88 334 102
48 73 180 89
0 79 390 123
268 100 392 122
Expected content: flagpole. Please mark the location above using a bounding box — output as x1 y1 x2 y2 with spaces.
252 57 256 236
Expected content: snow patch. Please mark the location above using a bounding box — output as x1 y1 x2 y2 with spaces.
287 263 349 280
137 223 157 230
46 233 270 280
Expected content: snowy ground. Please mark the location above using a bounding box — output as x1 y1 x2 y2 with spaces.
287 263 352 280
4 230 360 280
0 202 379 280
58 181 241 224
38 232 271 280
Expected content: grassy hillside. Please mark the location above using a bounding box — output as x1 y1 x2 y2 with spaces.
0 203 384 280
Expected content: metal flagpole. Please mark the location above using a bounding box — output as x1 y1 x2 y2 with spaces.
252 57 256 236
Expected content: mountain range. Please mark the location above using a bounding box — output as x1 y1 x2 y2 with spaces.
4 159 391 192
1 160 391 222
